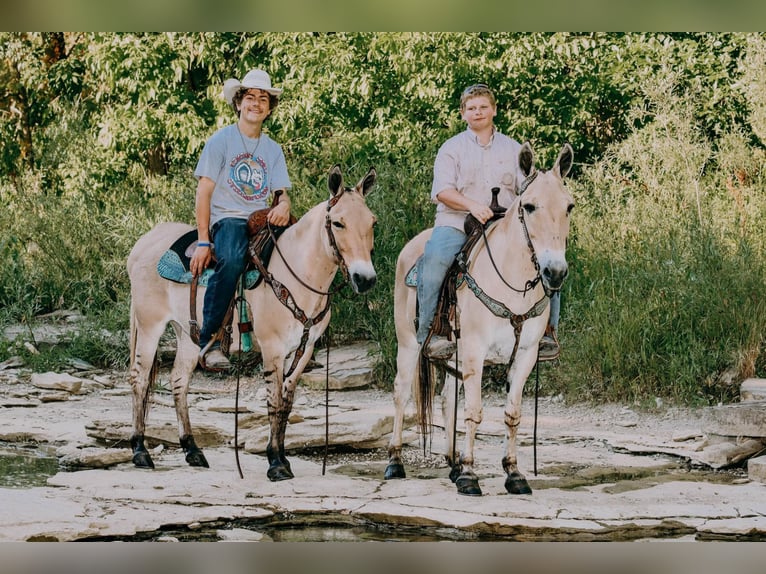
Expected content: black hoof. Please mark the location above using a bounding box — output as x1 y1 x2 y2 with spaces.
384 462 406 480
505 471 532 494
267 463 294 482
132 451 154 469
455 474 482 496
448 464 461 483
186 451 209 468
180 435 208 468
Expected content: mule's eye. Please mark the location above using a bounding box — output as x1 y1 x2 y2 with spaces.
523 203 536 214
332 221 345 229
567 204 574 215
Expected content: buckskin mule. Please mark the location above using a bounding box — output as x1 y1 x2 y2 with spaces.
127 165 377 479
385 142 574 496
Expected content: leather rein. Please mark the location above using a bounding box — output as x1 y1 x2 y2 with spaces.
250 190 350 379
454 170 551 370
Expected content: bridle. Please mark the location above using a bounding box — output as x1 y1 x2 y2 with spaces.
453 169 552 376
477 169 556 298
252 189 354 379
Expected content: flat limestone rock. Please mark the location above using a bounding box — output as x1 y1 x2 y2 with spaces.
299 342 380 390
740 379 766 402
241 406 416 453
701 401 766 437
86 419 231 448
58 446 134 469
30 372 83 394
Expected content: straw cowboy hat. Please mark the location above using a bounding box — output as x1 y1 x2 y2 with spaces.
223 69 283 104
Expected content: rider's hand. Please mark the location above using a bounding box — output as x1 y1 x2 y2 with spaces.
268 200 291 226
190 244 212 277
469 202 494 225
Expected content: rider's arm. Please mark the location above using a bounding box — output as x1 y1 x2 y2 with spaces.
190 176 215 276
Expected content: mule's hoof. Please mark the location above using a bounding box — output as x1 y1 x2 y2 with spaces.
186 451 209 468
505 472 532 495
132 451 155 469
448 464 461 483
267 464 294 482
455 474 482 496
384 462 406 480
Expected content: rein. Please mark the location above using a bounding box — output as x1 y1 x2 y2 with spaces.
445 170 550 470
251 192 350 379
455 170 550 372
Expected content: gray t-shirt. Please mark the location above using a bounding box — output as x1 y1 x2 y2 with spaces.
431 128 523 230
194 124 292 226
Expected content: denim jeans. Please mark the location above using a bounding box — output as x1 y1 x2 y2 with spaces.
549 291 560 331
200 217 249 350
416 225 467 344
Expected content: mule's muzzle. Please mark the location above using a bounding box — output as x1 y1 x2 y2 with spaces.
541 263 568 291
351 271 377 294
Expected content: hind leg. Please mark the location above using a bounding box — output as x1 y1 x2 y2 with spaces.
129 311 166 469
171 324 209 468
385 341 419 480
441 371 463 483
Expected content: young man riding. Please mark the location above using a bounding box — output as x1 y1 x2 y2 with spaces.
190 69 292 371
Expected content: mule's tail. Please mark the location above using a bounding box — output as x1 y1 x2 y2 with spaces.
414 348 437 454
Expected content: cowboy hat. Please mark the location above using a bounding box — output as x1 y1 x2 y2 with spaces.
223 69 283 104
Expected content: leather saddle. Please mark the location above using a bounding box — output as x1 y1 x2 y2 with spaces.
420 187 507 341
189 193 296 354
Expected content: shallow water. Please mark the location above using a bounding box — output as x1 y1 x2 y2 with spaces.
0 444 59 488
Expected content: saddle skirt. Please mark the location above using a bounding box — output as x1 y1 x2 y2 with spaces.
156 229 261 289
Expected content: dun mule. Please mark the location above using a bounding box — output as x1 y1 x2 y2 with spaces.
385 142 574 496
127 165 377 481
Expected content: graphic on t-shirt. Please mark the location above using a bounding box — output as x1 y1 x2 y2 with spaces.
228 153 270 201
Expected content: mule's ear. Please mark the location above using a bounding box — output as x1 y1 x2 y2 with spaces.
328 164 343 197
357 166 377 196
554 144 574 179
519 141 535 177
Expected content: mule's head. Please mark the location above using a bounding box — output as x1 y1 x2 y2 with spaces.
326 165 378 294
517 142 575 292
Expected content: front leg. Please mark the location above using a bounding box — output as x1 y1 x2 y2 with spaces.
453 357 484 496
501 347 538 495
264 362 294 482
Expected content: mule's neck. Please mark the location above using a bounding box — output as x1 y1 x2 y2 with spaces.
479 198 544 299
270 201 340 295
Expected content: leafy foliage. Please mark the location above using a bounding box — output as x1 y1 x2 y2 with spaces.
2 32 766 405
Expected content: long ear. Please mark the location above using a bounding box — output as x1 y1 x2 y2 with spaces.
328 164 343 197
519 141 535 178
554 144 574 179
356 166 377 197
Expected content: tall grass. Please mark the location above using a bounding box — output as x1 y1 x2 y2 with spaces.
547 72 766 405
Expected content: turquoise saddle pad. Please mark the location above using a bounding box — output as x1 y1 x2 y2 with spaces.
156 229 260 289
404 255 464 289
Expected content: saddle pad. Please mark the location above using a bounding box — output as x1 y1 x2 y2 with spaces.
405 256 421 287
405 256 464 289
156 230 260 289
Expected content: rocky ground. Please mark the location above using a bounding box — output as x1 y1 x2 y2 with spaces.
3 336 766 543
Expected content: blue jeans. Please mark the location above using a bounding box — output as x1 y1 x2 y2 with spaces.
549 291 560 331
416 225 467 344
200 217 249 350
